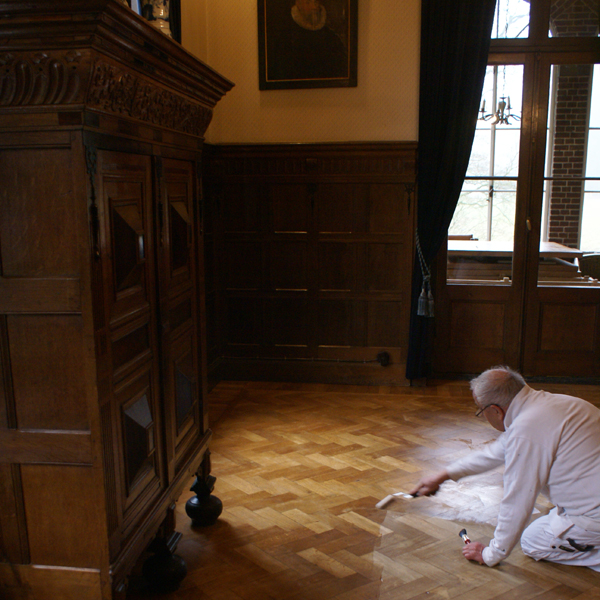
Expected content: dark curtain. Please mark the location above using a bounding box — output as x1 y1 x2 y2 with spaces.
406 0 497 381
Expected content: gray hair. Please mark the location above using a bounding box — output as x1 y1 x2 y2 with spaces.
470 365 526 409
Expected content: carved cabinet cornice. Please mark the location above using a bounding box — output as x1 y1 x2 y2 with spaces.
0 0 233 136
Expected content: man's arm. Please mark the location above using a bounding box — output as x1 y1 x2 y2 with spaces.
409 469 450 496
477 436 551 566
446 436 506 480
410 437 506 497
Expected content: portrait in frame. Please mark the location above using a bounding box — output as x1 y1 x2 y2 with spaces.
258 0 358 90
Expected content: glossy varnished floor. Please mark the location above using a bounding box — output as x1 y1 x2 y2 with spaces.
129 380 600 599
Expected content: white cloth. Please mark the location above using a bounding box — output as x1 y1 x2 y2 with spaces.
521 507 600 571
446 385 600 567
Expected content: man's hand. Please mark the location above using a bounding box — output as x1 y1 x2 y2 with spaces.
409 469 450 497
462 541 486 564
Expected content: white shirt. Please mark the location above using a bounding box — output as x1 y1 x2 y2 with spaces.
446 385 600 566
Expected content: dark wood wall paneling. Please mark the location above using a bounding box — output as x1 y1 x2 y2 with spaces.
203 143 418 386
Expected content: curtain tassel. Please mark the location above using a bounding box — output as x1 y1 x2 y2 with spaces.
416 231 435 318
417 277 435 317
427 287 435 317
418 283 428 316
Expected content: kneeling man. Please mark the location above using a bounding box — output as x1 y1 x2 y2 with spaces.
411 366 600 571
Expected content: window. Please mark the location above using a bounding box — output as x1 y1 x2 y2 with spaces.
582 68 600 252
448 65 523 284
492 0 530 39
448 0 599 286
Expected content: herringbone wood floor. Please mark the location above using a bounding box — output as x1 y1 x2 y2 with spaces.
129 380 600 599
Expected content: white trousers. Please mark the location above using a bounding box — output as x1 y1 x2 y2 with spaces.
520 507 600 571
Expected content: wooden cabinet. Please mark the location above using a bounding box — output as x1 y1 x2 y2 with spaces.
0 2 232 599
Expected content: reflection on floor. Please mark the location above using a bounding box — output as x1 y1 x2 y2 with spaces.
128 380 600 600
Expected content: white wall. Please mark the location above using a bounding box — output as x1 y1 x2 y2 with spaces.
181 1 420 144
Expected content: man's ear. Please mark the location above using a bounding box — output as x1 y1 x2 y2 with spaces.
491 404 506 419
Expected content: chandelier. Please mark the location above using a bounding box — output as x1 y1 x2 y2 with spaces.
478 64 521 126
478 95 521 125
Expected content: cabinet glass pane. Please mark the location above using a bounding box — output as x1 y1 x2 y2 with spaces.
123 394 154 491
170 201 190 273
112 202 144 292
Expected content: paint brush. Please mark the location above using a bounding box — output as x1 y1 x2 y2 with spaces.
458 528 471 544
375 491 418 509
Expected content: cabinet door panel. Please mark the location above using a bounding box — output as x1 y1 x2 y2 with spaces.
162 160 195 295
172 331 199 449
159 159 203 478
99 152 155 327
119 375 158 501
97 151 165 546
115 366 163 536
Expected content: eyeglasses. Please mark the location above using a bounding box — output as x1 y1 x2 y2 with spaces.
475 404 496 417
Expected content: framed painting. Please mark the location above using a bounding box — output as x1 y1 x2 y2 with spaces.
258 0 358 90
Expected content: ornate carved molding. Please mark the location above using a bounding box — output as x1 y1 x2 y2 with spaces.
87 60 213 137
0 50 85 106
205 143 418 180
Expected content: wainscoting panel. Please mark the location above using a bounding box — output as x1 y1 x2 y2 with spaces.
526 289 600 376
203 143 417 386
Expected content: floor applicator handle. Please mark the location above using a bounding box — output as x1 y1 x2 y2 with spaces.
375 491 418 509
459 528 471 544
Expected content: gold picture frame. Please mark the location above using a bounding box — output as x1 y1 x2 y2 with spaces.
258 0 358 90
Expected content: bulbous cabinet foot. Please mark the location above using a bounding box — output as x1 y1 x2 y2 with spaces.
142 533 188 593
185 472 223 527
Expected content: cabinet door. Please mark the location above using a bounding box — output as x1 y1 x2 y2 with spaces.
157 158 204 480
96 150 165 550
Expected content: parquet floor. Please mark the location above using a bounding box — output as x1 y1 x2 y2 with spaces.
128 380 600 600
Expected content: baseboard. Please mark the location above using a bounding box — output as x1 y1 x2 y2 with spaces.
219 357 410 386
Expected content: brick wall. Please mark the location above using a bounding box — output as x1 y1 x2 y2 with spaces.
547 64 593 247
546 0 597 247
550 0 599 37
